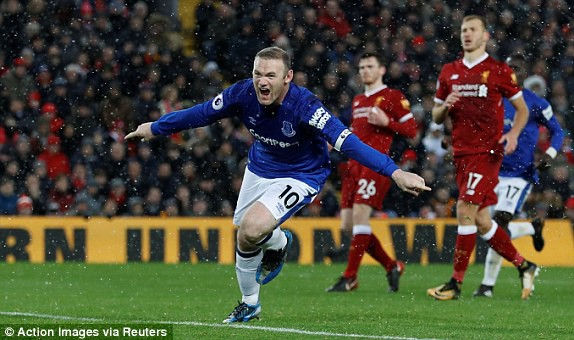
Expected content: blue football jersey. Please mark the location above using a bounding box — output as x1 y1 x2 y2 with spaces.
150 79 399 190
501 88 564 183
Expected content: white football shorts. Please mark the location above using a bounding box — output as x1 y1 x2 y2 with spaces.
493 176 532 215
233 167 318 226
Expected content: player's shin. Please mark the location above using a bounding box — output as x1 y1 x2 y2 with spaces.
235 248 263 305
482 248 503 286
452 225 477 283
482 220 524 266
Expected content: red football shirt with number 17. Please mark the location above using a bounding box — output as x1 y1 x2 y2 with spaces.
434 54 522 157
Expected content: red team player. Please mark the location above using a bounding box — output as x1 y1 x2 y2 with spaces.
326 53 417 292
427 15 539 300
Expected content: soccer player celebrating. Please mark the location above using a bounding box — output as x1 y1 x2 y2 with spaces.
326 52 416 293
473 53 564 298
126 47 431 322
426 15 538 301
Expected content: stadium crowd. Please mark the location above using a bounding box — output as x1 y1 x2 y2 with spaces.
0 0 573 220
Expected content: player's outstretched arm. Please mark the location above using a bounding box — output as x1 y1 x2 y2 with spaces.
125 122 154 141
391 169 432 196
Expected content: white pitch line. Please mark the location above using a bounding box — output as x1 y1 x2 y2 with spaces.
0 311 441 340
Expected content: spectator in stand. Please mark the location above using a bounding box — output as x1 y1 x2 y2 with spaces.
108 178 128 215
190 194 210 217
174 183 193 216
144 185 162 216
48 174 75 215
13 135 34 178
62 63 86 106
21 91 42 135
429 185 457 218
0 177 18 215
105 141 129 180
6 98 28 136
0 57 36 103
154 161 178 200
70 104 99 145
316 0 351 38
126 196 145 216
75 180 104 216
101 81 135 139
22 173 46 215
37 134 71 181
46 77 72 120
70 195 91 218
125 158 149 198
163 197 180 217
101 199 118 218
70 162 89 193
16 194 33 216
133 82 158 125
38 102 64 135
422 122 448 162
70 137 100 174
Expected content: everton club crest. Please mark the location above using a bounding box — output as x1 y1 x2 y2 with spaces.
281 121 296 137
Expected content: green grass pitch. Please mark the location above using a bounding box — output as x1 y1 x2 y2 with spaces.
1 263 573 339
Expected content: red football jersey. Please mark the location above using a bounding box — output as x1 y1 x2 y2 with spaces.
350 85 416 155
435 54 521 156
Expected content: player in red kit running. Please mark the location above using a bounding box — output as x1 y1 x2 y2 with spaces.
427 15 538 300
326 52 417 293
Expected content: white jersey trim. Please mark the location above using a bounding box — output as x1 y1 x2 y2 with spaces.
457 225 477 235
546 147 557 159
352 224 372 235
508 90 523 102
398 112 414 123
334 129 352 151
542 105 554 121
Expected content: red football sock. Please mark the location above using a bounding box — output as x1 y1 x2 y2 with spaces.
488 226 524 266
366 234 394 271
452 232 477 283
343 234 370 279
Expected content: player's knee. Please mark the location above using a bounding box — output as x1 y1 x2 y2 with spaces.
237 225 265 245
493 211 513 229
456 201 477 224
238 216 273 245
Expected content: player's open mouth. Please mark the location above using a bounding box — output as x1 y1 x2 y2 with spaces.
260 88 270 95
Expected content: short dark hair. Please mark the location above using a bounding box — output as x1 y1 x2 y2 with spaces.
255 47 291 72
463 15 487 30
358 52 385 66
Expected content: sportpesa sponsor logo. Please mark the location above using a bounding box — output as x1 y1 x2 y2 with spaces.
452 84 488 97
249 129 300 148
309 107 331 130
